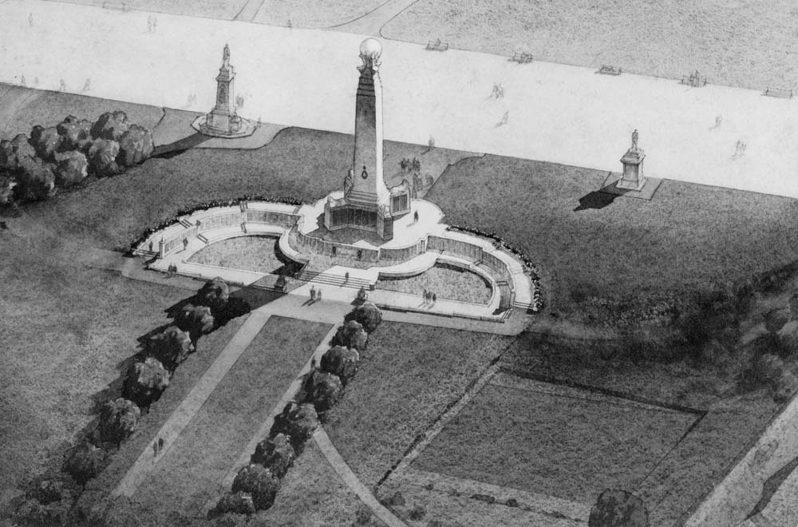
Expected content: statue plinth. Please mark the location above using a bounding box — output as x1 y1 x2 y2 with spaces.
617 147 646 191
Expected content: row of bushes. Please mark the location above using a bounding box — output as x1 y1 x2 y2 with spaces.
0 111 154 205
127 194 308 255
212 299 383 518
14 277 250 526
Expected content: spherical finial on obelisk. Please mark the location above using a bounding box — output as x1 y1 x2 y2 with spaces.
359 38 382 70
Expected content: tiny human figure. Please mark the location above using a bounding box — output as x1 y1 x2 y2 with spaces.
152 441 158 455
151 15 157 32
423 288 428 302
158 437 164 452
82 78 91 92
148 240 154 252
432 293 437 304
287 18 293 28
317 290 322 302
733 140 747 159
310 357 316 370
182 238 188 250
59 79 66 92
310 286 316 302
713 115 722 129
497 111 509 127
344 271 350 283
28 12 33 27
413 211 419 223
19 75 25 87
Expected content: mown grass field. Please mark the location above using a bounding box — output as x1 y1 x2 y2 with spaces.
130 316 331 520
414 376 698 504
425 155 798 324
0 232 189 516
188 235 286 275
382 0 798 91
324 322 513 488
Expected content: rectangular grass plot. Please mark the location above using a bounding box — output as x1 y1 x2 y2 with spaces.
414 373 700 504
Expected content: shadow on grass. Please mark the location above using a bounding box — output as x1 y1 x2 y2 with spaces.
152 132 212 159
574 188 625 211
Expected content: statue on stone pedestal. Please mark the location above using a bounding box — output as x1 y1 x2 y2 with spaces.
344 169 353 193
631 129 639 151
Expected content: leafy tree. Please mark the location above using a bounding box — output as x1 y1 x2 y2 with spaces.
118 124 154 166
87 138 122 177
30 125 61 161
301 370 342 415
53 150 88 187
123 357 170 407
63 442 106 486
98 398 141 446
15 154 56 201
231 464 280 511
251 433 295 478
147 325 194 370
588 489 649 527
56 115 93 152
0 174 17 205
271 402 319 453
320 346 360 385
91 111 129 141
331 320 368 351
212 491 256 516
345 302 382 333
198 277 230 314
175 304 215 340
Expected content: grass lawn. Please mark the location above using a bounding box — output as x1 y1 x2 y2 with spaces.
376 264 492 305
414 374 699 504
425 155 798 324
252 0 385 28
499 332 780 526
324 322 513 488
0 83 164 140
187 235 300 276
257 440 382 527
130 316 331 520
0 232 189 516
382 0 798 91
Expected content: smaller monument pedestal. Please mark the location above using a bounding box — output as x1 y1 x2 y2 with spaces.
192 44 256 139
599 129 661 200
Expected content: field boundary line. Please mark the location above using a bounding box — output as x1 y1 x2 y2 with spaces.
377 357 502 488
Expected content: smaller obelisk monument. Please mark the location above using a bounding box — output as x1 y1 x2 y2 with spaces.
617 129 647 191
193 44 255 138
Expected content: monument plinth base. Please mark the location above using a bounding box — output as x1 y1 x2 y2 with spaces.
599 172 662 201
192 114 257 139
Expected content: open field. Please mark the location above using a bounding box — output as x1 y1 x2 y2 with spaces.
376 264 492 305
414 374 699 504
382 0 798 91
130 316 331 519
324 322 513 488
500 332 780 526
0 232 189 515
426 155 798 322
42 0 248 20
187 235 299 276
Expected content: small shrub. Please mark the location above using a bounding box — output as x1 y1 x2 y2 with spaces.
122 357 170 407
212 491 256 516
270 402 319 453
147 326 194 370
320 346 360 385
774 370 798 403
231 464 279 511
588 489 649 527
301 370 343 415
87 138 122 177
409 504 426 520
251 433 295 478
331 320 368 351
53 150 88 187
117 124 154 166
345 302 383 333
198 277 230 314
97 398 141 446
91 111 129 141
63 442 107 486
56 115 92 152
175 304 215 340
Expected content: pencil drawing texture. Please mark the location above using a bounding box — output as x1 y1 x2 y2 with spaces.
1 1 798 527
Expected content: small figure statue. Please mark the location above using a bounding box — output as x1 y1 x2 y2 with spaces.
222 43 230 67
631 129 639 151
344 169 353 192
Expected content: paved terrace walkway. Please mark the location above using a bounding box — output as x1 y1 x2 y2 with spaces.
2 0 797 198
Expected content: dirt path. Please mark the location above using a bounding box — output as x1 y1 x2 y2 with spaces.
327 0 419 36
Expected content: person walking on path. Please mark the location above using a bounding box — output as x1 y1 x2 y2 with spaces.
317 289 322 302
310 286 316 302
152 441 157 456
157 437 164 453
423 288 428 303
432 293 437 304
